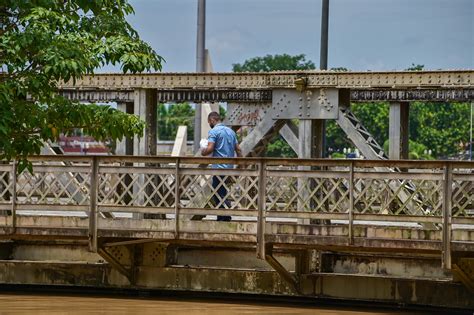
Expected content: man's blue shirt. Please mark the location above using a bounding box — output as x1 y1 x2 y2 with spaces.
207 123 237 169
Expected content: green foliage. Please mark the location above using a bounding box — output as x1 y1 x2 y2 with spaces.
1 1 163 170
326 120 350 152
335 101 469 159
156 103 226 142
157 103 195 141
406 63 424 71
233 54 315 72
265 136 297 158
326 103 390 154
383 139 434 160
330 152 346 159
219 106 227 119
353 102 390 146
409 102 470 158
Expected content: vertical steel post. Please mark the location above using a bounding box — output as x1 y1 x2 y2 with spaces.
319 0 329 157
174 158 181 239
348 161 354 245
194 0 206 152
442 163 452 269
89 156 99 252
196 0 206 73
320 0 329 70
257 161 267 259
389 102 410 160
10 160 17 231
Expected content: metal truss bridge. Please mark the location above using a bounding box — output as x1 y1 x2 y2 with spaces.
1 70 473 309
58 70 473 161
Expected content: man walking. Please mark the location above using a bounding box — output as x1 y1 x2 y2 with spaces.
201 111 242 221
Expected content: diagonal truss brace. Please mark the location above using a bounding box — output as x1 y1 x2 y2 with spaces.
336 107 387 160
98 247 134 283
278 121 299 154
336 106 433 221
264 244 300 293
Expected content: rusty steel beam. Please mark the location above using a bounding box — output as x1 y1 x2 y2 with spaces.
58 70 473 90
59 88 474 104
351 88 474 102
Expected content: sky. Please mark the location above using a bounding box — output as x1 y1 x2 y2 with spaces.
104 0 473 72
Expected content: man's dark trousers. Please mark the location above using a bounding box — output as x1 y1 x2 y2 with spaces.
212 175 231 221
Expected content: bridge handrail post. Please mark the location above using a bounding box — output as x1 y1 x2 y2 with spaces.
88 156 99 252
256 160 267 259
174 158 181 239
442 162 452 269
10 159 17 232
348 161 354 245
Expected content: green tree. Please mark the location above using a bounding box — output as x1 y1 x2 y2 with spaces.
233 54 315 72
1 1 163 170
157 103 195 141
409 102 469 158
326 102 389 155
406 63 424 71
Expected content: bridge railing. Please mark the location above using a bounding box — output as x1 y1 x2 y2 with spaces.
0 156 472 267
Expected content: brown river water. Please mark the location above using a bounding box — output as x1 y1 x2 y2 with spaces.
0 292 435 315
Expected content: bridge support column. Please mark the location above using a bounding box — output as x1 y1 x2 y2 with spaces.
133 89 157 156
133 89 158 219
389 102 409 160
298 120 313 160
297 120 324 222
311 120 325 158
298 121 312 218
116 102 134 156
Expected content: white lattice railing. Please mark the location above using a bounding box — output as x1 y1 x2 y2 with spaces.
0 156 472 267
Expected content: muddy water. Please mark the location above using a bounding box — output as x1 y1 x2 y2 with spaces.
0 293 427 315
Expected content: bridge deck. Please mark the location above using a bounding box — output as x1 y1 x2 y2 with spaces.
0 156 472 269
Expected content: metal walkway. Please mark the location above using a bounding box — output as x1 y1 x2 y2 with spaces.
1 156 472 265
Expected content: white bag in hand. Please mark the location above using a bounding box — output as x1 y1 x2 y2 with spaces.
199 138 209 150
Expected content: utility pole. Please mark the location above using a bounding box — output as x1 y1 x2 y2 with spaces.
196 0 206 73
319 0 329 157
194 0 206 152
320 0 329 70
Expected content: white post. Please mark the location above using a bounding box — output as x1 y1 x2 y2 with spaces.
171 126 188 157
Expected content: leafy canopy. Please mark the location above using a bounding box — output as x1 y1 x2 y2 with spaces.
233 54 315 72
1 0 164 170
157 103 195 141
